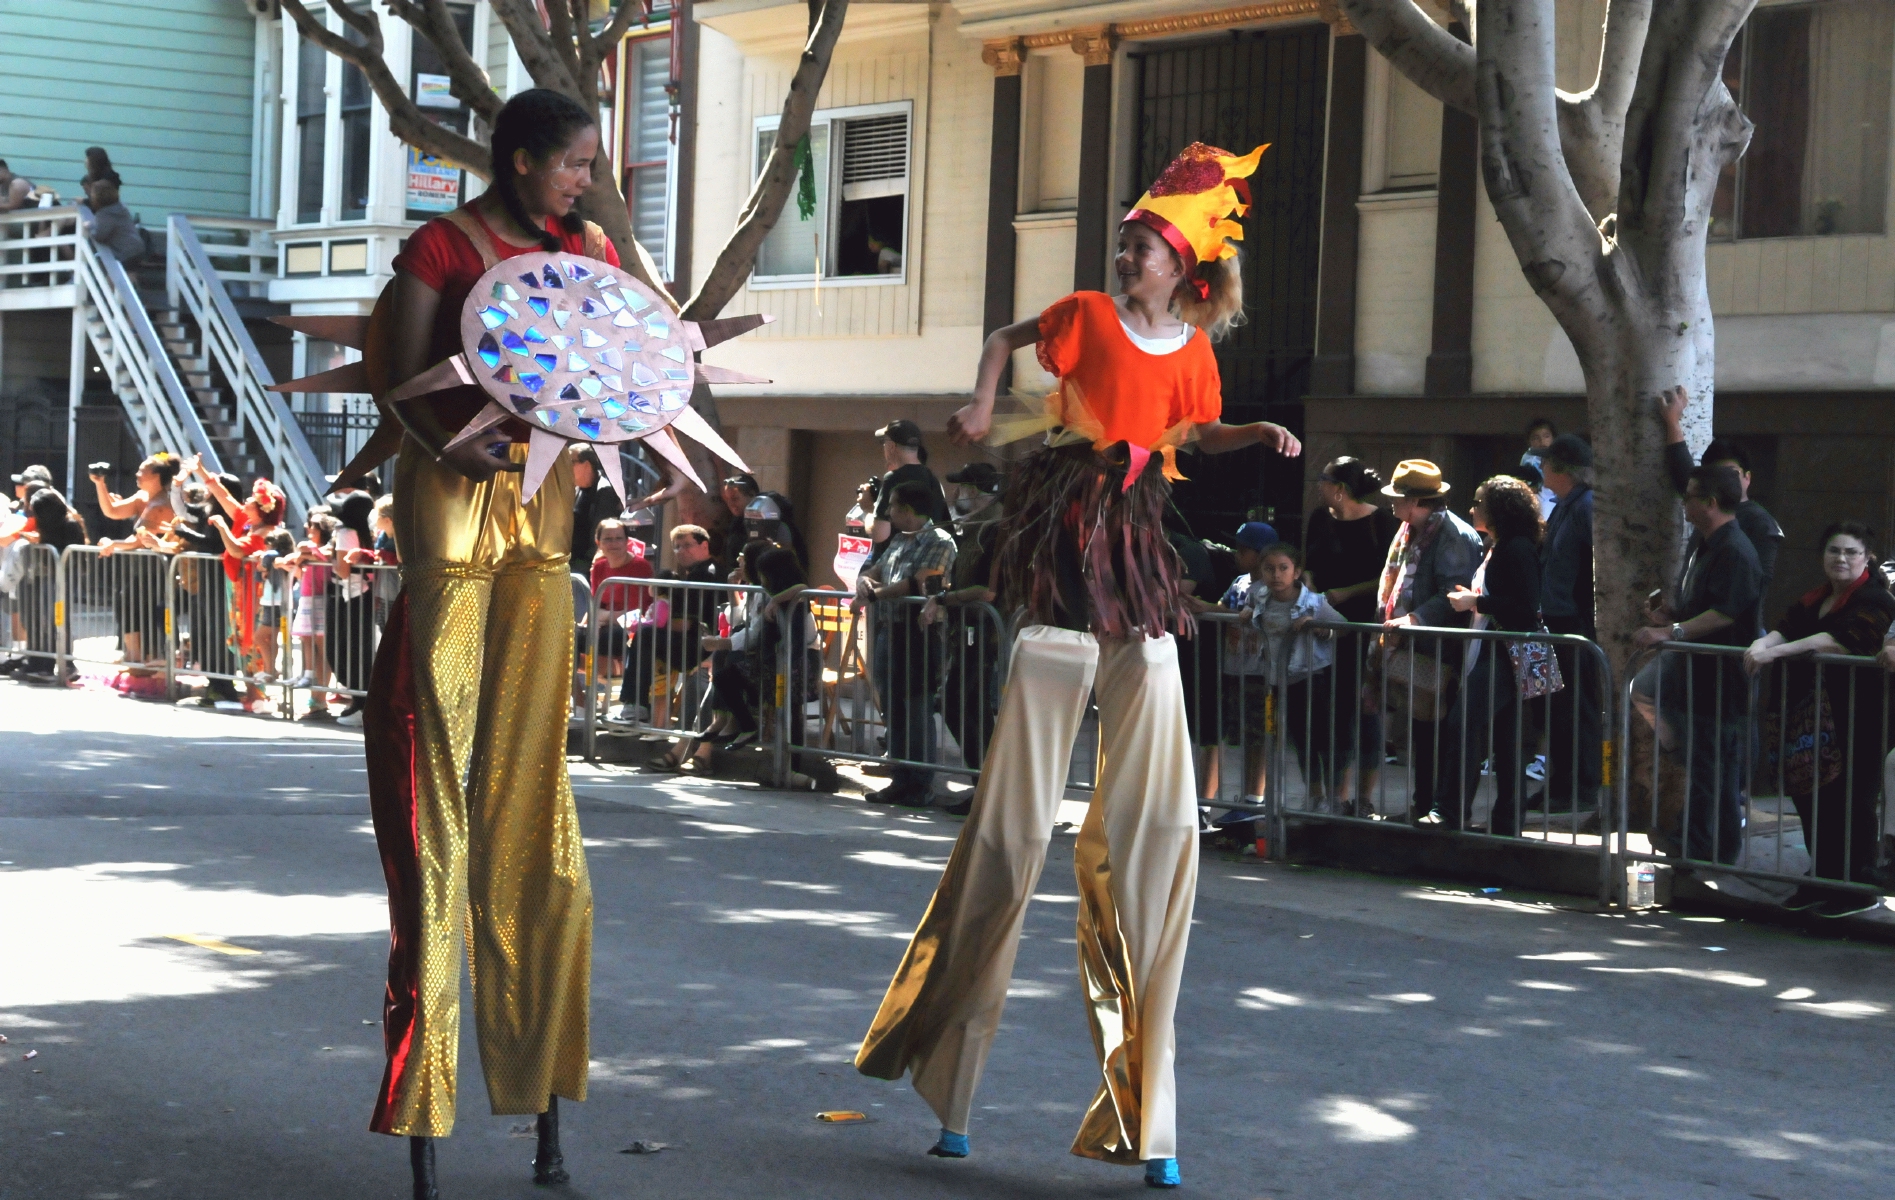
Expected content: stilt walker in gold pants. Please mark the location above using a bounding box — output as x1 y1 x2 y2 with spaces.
857 141 1301 1188
266 88 767 1200
857 629 1199 1160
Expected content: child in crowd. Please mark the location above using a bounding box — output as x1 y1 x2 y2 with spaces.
1244 543 1345 810
255 528 295 683
278 509 338 717
1206 521 1279 817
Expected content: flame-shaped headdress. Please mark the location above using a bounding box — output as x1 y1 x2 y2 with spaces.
269 253 772 503
1122 141 1268 298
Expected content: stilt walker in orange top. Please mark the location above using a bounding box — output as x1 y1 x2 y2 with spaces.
266 89 768 1200
855 142 1302 1189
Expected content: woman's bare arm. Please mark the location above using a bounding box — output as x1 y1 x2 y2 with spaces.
949 317 1041 445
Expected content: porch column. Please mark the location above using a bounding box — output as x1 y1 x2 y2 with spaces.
1424 23 1477 397
980 39 1024 339
1071 27 1118 293
1311 28 1367 396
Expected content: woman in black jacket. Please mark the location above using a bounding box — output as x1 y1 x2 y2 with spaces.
1444 476 1544 835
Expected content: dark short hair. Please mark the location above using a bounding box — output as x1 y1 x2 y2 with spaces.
888 479 935 515
1702 438 1751 474
1686 464 1743 513
671 523 709 544
1526 417 1558 438
1260 542 1304 569
1820 520 1878 565
722 473 760 497
570 444 601 469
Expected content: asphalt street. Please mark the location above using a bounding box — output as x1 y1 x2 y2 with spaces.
4 680 1895 1200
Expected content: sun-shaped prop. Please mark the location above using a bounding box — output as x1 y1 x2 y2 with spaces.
269 251 771 503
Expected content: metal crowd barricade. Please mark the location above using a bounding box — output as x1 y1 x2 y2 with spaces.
58 545 174 690
587 574 761 756
271 555 396 712
4 543 62 672
1618 641 1891 904
787 589 1010 787
1200 613 1617 902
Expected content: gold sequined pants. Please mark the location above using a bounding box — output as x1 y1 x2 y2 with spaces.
856 627 1198 1164
364 442 591 1138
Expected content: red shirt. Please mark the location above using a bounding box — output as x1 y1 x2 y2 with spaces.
392 207 624 397
591 552 653 613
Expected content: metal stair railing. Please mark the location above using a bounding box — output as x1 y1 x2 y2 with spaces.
73 233 222 471
166 216 326 517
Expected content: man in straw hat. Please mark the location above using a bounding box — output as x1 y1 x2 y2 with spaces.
1374 460 1484 827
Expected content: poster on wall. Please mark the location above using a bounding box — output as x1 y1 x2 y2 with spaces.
406 146 462 214
415 73 457 109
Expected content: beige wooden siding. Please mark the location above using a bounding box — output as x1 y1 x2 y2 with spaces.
730 38 929 340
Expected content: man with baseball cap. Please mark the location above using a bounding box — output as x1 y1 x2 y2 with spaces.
871 419 949 547
1539 434 1600 816
12 464 53 500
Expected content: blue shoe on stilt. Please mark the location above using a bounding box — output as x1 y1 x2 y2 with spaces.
1145 1157 1181 1188
928 1128 970 1158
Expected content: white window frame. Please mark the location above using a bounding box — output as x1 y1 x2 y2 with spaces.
749 99 912 289
623 33 679 281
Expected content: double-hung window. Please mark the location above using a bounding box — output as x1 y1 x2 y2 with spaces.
1713 0 1893 239
623 35 678 280
751 101 911 285
295 32 327 223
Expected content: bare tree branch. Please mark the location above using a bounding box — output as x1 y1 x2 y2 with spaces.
1555 0 1651 221
329 0 380 45
490 0 582 94
543 0 590 101
590 0 650 65
413 0 504 124
682 0 852 321
1473 0 1602 312
280 0 492 175
1338 0 1477 114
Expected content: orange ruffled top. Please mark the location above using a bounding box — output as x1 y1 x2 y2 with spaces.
1034 291 1223 452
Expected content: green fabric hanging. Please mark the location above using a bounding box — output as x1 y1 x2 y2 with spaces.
794 133 816 222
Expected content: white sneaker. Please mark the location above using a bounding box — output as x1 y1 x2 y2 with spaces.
336 708 364 727
287 672 316 689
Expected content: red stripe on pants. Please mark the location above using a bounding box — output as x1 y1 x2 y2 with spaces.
364 592 421 1135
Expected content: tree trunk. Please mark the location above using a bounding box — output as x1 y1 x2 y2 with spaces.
1343 0 1755 669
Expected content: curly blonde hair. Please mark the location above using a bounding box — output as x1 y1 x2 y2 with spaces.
1173 252 1245 342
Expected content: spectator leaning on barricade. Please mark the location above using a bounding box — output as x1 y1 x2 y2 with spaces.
1539 433 1600 817
15 489 86 683
91 453 180 687
1375 460 1484 827
569 444 620 571
1205 520 1281 823
855 478 958 808
325 489 378 724
717 473 762 575
618 523 722 726
1445 476 1547 836
1248 542 1345 814
1304 457 1401 812
869 419 950 558
674 543 816 773
1660 386 1783 607
204 477 288 713
1745 522 1894 917
1520 417 1559 518
587 517 654 684
928 460 1006 801
1632 464 1763 866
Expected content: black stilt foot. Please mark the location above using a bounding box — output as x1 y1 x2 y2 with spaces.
409 1136 439 1200
533 1097 569 1186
